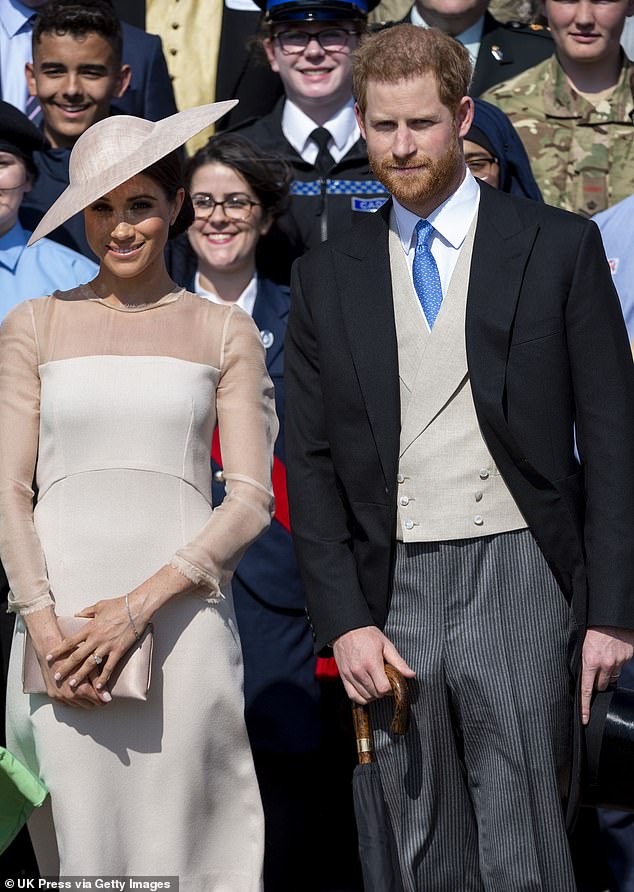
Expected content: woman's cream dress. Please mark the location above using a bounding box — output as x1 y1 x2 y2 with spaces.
0 286 278 891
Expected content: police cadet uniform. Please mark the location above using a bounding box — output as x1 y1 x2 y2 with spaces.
483 54 634 217
396 6 553 96
234 0 389 284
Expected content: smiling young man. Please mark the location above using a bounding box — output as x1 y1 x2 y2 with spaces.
483 0 634 216
234 0 388 283
285 23 634 890
18 0 130 259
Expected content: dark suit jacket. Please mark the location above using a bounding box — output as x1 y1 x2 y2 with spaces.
285 183 634 654
398 9 554 96
215 6 283 129
114 22 178 121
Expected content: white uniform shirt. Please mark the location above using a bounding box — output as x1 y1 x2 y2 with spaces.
281 97 359 165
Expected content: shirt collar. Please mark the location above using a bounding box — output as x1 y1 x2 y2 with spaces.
281 97 359 157
410 5 484 47
0 0 34 38
0 219 27 272
393 168 480 255
194 271 258 317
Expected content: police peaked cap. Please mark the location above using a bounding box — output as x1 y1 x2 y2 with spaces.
255 0 381 23
0 101 45 163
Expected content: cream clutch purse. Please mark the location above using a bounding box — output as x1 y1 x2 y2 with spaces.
22 617 154 700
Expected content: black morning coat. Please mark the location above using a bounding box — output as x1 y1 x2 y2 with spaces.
285 182 634 657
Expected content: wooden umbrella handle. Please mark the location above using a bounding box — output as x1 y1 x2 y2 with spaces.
384 664 410 736
351 664 411 764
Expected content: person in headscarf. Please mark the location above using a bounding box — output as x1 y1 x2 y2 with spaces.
464 98 542 200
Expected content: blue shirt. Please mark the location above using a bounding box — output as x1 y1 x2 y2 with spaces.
0 0 34 113
0 221 98 321
594 195 634 343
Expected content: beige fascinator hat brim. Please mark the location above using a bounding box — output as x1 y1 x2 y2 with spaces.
27 100 238 246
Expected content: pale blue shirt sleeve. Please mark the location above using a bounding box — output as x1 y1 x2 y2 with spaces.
593 196 634 343
0 222 98 322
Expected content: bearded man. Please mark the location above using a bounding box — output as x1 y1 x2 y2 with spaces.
285 23 634 891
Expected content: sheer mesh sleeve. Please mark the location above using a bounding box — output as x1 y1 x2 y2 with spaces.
0 302 54 615
169 306 278 600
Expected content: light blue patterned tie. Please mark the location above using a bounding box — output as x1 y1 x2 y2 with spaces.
412 219 443 328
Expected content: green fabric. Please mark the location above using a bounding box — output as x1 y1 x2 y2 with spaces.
0 746 47 854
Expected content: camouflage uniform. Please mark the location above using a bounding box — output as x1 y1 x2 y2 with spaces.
483 55 634 216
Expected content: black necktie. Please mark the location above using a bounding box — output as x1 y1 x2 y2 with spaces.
310 126 335 177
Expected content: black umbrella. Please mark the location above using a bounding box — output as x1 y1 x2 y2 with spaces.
351 665 410 892
583 686 634 810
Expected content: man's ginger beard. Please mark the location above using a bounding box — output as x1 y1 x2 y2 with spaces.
367 123 463 207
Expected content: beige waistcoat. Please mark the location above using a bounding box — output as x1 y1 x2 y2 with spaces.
390 209 527 542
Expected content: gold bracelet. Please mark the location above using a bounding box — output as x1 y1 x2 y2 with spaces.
125 592 142 642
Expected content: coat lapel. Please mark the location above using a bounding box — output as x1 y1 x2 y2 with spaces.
252 278 288 373
338 202 401 491
466 183 540 450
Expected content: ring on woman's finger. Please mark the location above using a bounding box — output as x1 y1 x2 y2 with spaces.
92 652 104 666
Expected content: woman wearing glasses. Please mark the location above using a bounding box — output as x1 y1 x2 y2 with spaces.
464 98 543 200
169 132 323 890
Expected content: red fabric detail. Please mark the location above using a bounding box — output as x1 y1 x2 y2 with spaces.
315 656 340 679
211 427 290 532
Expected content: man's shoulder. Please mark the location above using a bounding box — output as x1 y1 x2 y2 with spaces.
593 194 634 234
295 203 390 271
229 101 284 146
486 15 552 45
121 20 161 57
483 183 588 229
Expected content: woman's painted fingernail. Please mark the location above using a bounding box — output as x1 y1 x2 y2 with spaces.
54 672 61 681
46 654 53 661
101 691 112 702
69 678 77 687
96 683 103 690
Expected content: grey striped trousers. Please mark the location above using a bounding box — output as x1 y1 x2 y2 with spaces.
371 530 578 891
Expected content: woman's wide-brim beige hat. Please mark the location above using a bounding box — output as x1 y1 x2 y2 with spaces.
27 100 238 246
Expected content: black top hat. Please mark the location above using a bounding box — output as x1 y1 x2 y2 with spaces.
0 101 45 164
583 687 634 811
254 0 381 23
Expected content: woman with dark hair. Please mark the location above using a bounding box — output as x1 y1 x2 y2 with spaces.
464 98 543 200
0 105 275 888
171 133 322 891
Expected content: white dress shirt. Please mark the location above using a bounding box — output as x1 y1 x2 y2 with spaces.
393 169 480 327
410 6 484 68
0 0 35 113
281 97 360 165
193 271 258 318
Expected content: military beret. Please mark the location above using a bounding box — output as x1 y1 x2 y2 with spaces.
254 0 381 23
0 101 45 163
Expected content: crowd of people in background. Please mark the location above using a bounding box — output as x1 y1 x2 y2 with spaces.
1 0 633 890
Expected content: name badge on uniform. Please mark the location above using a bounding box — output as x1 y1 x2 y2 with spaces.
351 197 388 213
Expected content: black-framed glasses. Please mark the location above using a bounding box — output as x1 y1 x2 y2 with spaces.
465 155 499 177
192 193 261 221
274 28 358 55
